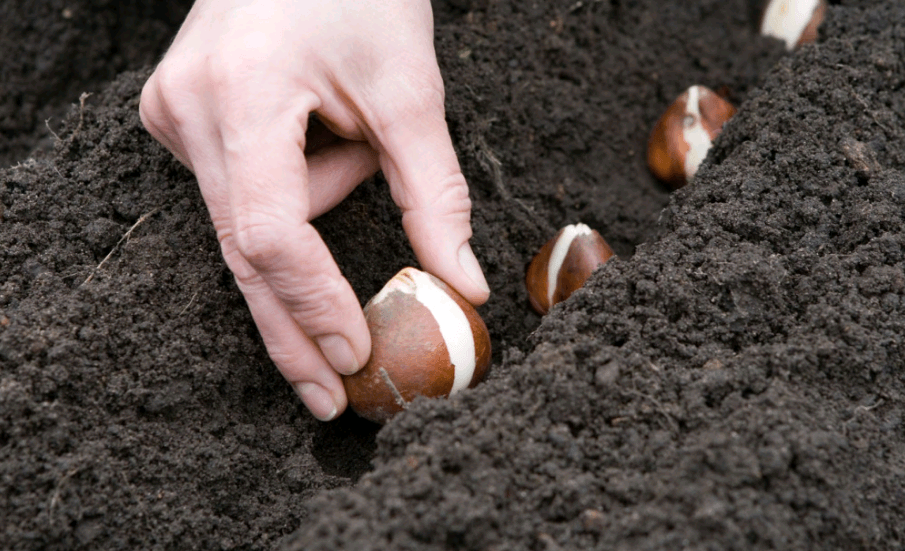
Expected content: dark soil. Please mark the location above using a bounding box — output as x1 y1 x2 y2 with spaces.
0 1 194 168
2 0 904 549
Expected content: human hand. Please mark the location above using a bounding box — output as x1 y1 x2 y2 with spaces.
139 0 490 420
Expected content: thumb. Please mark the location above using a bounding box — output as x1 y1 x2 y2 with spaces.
374 95 490 306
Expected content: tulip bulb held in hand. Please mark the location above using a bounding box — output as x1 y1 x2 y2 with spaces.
526 223 615 315
342 268 492 424
647 85 737 189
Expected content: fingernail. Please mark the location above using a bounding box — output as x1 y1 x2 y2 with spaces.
294 383 339 421
316 334 360 375
458 242 491 295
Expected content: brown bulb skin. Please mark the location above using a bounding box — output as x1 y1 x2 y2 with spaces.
798 0 827 46
526 223 615 315
343 267 491 424
647 85 737 189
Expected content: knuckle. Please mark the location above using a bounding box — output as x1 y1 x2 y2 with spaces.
230 213 353 328
395 171 472 216
153 60 191 101
206 52 249 92
434 173 471 212
232 214 292 269
138 80 161 131
287 276 346 322
265 347 299 372
206 36 278 92
217 232 260 285
148 61 197 127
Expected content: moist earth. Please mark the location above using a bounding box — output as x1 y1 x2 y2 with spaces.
2 1 904 549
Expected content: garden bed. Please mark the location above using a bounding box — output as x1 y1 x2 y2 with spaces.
2 1 904 549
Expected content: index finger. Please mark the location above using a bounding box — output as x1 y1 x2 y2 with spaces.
220 114 372 377
369 79 490 306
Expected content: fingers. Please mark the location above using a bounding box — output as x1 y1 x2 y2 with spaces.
228 259 348 420
139 72 194 171
137 0 486 424
141 61 380 422
223 139 375 421
371 82 490 306
306 140 380 218
221 123 372 379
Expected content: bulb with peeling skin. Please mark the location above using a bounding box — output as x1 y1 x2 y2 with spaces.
760 0 827 50
647 85 737 189
342 267 491 424
526 223 615 315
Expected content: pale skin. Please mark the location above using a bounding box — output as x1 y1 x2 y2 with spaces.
139 0 490 421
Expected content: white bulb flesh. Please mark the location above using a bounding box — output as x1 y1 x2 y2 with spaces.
682 85 714 182
760 0 821 50
547 223 593 308
371 268 476 394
